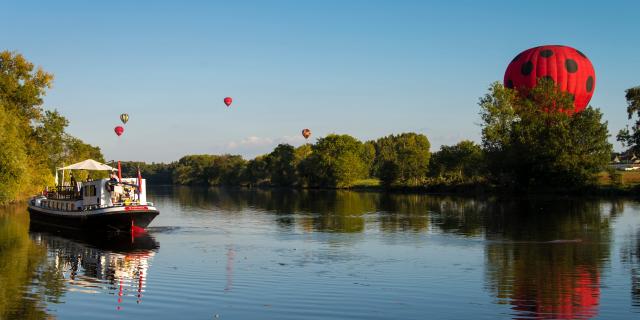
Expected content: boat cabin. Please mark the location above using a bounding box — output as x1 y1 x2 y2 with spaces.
32 159 148 212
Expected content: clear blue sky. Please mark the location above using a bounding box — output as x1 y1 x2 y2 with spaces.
2 0 639 162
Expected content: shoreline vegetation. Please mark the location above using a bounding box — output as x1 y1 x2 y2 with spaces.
0 51 104 205
2 51 639 205
119 166 640 197
118 81 640 197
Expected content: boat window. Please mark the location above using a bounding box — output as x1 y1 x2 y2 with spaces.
84 185 97 197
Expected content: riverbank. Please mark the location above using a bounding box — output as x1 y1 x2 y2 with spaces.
157 175 640 198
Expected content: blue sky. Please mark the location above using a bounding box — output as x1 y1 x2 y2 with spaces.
2 0 639 162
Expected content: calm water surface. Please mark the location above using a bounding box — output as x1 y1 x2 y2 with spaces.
1 187 640 319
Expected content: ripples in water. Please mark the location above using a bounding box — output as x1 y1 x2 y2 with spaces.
0 188 639 319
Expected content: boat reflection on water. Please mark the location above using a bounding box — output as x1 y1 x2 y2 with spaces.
29 225 159 310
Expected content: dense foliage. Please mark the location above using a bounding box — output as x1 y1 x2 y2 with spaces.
0 51 104 204
122 80 614 193
373 133 431 186
301 134 371 188
120 133 431 189
479 80 612 191
616 86 640 154
429 140 485 182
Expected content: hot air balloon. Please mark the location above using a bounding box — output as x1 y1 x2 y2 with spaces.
114 126 124 137
302 128 311 139
120 113 129 124
224 97 233 107
504 45 595 113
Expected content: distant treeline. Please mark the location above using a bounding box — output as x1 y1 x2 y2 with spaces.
120 132 450 188
0 52 104 204
122 79 633 193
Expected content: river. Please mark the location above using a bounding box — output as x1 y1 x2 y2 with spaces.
1 186 639 319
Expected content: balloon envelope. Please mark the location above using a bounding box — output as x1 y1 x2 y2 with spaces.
224 97 233 107
504 45 595 113
114 126 124 137
120 113 129 124
302 128 311 139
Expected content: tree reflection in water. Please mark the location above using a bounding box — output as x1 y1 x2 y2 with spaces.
0 204 49 320
169 186 432 233
619 202 640 309
481 199 611 319
153 187 640 317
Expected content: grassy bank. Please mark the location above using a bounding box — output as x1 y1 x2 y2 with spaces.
323 173 640 197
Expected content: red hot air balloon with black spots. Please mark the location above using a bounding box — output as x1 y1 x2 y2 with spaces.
504 45 595 113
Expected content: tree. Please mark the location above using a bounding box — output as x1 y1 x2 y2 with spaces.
0 51 104 203
118 161 175 184
207 155 246 185
172 154 247 186
429 140 484 181
305 134 369 188
0 51 53 126
173 155 216 185
0 52 56 203
480 80 612 190
0 103 30 203
373 133 431 186
31 110 68 172
267 144 297 187
616 86 640 154
244 155 269 186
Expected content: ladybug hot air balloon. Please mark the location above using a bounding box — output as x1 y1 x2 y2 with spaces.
114 126 124 137
120 113 129 124
302 128 311 139
223 97 233 107
504 45 595 113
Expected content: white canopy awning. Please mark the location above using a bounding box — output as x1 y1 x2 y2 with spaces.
58 159 116 171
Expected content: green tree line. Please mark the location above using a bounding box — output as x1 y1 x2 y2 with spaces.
121 132 435 189
123 79 622 192
3 51 631 197
0 51 104 204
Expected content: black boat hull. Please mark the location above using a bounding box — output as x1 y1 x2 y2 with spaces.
28 206 159 233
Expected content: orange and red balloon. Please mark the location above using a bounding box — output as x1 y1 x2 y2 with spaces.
302 128 311 139
114 126 124 137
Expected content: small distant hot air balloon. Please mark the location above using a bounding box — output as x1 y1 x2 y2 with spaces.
302 128 311 139
114 126 124 137
224 97 233 107
120 113 129 124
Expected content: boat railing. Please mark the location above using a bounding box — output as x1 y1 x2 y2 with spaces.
45 186 81 200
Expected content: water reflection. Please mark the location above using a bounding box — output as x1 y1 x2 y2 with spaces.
0 204 49 320
620 208 640 308
29 227 159 311
481 199 610 319
153 187 639 318
4 187 639 319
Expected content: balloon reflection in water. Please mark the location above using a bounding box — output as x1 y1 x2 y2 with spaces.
481 199 608 319
29 228 159 310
